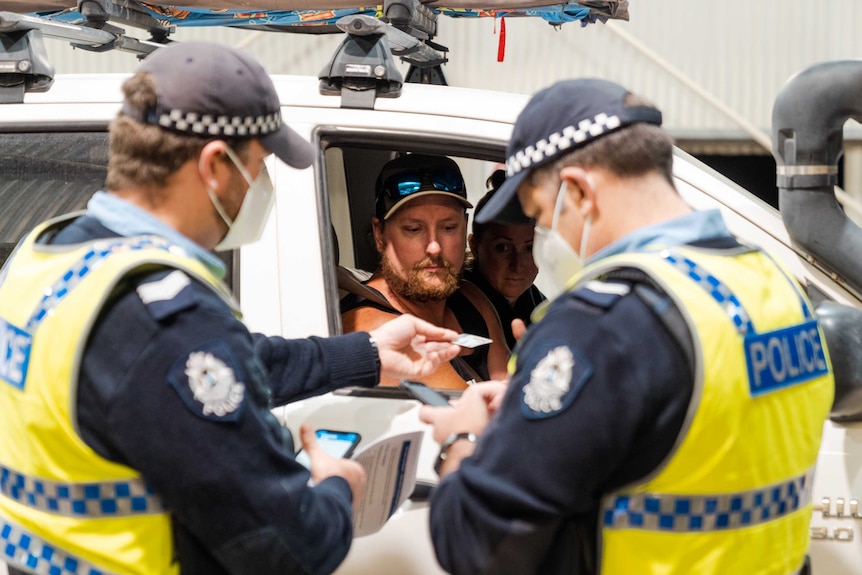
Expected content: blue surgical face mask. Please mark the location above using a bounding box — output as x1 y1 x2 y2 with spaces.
207 146 274 252
533 181 592 300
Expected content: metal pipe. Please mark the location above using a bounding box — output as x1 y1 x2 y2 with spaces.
772 59 862 295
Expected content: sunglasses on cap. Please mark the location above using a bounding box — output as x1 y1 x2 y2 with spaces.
380 168 467 200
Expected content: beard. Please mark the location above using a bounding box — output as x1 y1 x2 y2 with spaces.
381 253 460 303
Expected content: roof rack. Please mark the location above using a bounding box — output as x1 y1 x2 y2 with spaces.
319 14 449 109
0 28 53 103
318 0 450 109
2 0 447 107
0 2 172 103
0 0 170 59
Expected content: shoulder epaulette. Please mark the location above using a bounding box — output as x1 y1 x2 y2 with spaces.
136 269 198 321
570 280 631 310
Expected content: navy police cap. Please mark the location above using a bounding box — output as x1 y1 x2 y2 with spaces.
476 78 663 224
122 42 314 169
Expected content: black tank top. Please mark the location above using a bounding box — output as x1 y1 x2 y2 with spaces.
340 286 490 382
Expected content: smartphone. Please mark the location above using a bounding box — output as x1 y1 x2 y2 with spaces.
295 429 361 468
399 379 453 407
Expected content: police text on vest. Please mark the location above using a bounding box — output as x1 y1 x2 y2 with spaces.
745 321 828 397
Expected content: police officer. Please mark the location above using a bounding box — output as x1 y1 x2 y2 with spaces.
420 79 834 575
0 42 459 575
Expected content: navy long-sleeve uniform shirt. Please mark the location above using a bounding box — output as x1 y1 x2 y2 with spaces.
428 267 697 575
9 216 380 575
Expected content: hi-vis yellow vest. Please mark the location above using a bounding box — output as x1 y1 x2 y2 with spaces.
0 216 238 575
541 245 832 575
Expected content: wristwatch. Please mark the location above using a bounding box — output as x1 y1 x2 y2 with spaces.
434 432 477 475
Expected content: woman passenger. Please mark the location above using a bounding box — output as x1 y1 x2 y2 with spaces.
465 169 546 349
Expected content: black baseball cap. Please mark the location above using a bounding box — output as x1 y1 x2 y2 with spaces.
375 154 473 220
476 78 663 224
120 41 314 169
474 169 532 226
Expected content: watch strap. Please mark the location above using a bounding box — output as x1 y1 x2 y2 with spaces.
434 432 477 475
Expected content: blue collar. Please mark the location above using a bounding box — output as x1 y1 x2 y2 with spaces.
590 209 732 262
86 191 226 278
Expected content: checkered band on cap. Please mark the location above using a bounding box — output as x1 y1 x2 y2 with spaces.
506 112 622 177
157 108 283 138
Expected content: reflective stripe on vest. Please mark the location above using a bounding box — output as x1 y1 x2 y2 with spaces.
0 465 165 518
603 469 813 532
1 515 115 575
25 236 182 333
1 235 188 391
662 250 813 333
662 251 755 332
663 250 828 397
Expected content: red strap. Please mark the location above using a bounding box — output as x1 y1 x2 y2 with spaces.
497 17 506 62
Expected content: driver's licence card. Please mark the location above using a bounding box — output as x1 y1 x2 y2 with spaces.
454 333 493 348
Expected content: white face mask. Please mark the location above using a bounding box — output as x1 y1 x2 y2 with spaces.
207 146 275 252
533 181 592 300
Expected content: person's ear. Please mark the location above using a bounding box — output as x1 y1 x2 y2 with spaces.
467 232 476 256
198 140 229 190
560 166 596 217
371 217 385 253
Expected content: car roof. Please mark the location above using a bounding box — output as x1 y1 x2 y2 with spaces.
18 73 530 124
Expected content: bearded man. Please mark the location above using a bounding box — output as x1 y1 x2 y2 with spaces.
341 154 510 389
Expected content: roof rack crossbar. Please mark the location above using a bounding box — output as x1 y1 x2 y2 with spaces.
0 11 161 57
77 0 175 41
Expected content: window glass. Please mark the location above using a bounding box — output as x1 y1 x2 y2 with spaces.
0 132 106 265
0 131 236 290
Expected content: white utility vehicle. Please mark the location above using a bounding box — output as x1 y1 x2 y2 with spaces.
1 3 862 574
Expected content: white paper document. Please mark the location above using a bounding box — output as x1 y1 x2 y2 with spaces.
351 430 424 537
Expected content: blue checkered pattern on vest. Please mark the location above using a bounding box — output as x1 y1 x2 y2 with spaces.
1 516 110 575
602 470 812 532
661 251 754 334
660 249 815 336
0 465 165 518
26 235 181 333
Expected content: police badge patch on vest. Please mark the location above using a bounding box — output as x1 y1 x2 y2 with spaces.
520 341 592 419
167 341 246 421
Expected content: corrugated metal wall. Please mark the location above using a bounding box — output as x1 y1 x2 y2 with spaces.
42 0 862 140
